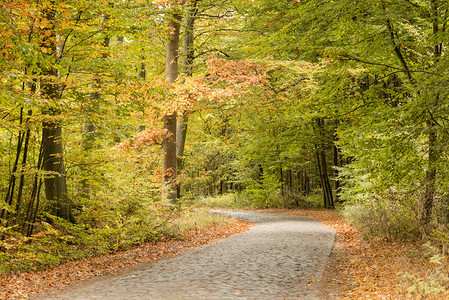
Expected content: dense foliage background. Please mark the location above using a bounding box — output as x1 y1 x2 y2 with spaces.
1 0 449 274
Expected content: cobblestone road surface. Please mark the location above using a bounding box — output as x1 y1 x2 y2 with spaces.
41 210 336 300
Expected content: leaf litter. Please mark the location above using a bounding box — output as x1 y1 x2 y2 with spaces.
0 220 252 300
2 208 449 299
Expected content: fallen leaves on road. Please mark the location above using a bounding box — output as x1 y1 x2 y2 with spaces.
3 207 448 299
0 219 252 300
250 208 449 299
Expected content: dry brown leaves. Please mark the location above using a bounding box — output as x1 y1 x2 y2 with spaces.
249 208 449 299
0 220 252 300
3 208 448 299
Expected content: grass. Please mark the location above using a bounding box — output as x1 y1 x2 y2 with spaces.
193 193 246 208
163 208 234 237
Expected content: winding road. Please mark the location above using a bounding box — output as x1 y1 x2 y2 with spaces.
41 210 336 299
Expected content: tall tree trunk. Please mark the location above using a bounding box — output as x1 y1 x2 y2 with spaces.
24 138 45 236
176 113 188 171
136 54 147 133
421 0 442 224
258 164 264 185
288 169 293 190
15 110 32 216
333 143 340 202
42 115 73 222
81 14 110 200
163 9 182 203
176 0 198 198
423 121 436 224
1 109 25 222
80 78 99 201
304 171 310 196
40 1 74 222
314 118 334 209
333 121 341 203
320 145 334 209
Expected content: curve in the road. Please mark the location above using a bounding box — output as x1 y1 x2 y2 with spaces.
41 210 336 300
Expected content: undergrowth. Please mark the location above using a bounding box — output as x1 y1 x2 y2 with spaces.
194 191 323 209
0 207 229 275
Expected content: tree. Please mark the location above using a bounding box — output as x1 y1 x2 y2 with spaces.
176 0 198 198
39 1 74 222
162 3 183 203
81 9 111 201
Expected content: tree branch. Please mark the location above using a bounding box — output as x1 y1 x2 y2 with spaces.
341 54 443 77
193 49 230 59
268 78 307 94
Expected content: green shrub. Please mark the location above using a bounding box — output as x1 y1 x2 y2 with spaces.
400 242 449 297
342 190 421 241
0 207 234 275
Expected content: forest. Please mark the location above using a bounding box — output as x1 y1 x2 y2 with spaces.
1 0 449 297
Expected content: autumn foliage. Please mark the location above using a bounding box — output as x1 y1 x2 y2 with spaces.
1 0 449 298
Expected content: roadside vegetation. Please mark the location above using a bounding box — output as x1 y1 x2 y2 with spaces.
0 207 234 275
1 0 449 298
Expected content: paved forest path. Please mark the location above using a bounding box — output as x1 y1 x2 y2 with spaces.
40 211 336 299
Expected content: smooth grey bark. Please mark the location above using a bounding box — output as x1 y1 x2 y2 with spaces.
176 113 188 170
176 1 198 198
163 9 182 203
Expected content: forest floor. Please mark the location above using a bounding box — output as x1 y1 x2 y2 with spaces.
1 208 448 299
36 210 334 299
0 219 252 299
251 208 449 299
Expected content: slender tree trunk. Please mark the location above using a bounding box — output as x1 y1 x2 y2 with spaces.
314 118 334 209
80 77 99 201
176 113 188 170
180 0 197 77
40 1 74 222
333 143 340 202
15 110 32 215
423 122 436 224
258 164 264 185
304 171 310 196
288 169 293 190
1 109 24 222
81 14 110 201
176 0 198 198
333 121 341 203
320 145 334 209
163 9 182 203
421 0 442 224
24 139 45 236
315 148 326 206
136 54 147 133
279 166 284 197
276 144 284 197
